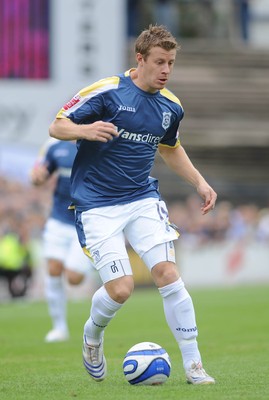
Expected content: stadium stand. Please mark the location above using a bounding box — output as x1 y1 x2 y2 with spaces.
148 41 269 205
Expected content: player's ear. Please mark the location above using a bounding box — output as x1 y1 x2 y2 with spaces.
136 53 143 65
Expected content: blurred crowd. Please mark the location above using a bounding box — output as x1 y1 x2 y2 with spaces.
1 174 269 257
168 194 269 247
0 176 52 297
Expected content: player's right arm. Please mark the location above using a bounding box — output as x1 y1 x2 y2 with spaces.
49 118 119 143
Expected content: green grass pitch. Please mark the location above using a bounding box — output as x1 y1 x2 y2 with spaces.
0 285 268 400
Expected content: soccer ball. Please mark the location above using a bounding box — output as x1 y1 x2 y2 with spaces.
123 342 171 385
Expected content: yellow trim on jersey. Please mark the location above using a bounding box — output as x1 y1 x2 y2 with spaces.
159 138 181 149
56 76 120 118
160 88 182 106
56 114 69 119
124 68 136 76
79 76 120 97
83 246 93 262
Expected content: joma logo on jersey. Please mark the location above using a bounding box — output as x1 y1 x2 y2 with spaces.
118 105 136 112
162 112 172 130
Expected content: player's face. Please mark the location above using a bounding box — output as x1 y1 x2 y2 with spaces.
136 47 176 93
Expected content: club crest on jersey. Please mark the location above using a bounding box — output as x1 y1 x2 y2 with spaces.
162 112 172 130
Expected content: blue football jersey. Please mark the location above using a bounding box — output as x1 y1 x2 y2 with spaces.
38 139 77 224
56 70 184 211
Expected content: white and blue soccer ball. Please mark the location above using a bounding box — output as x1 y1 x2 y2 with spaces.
123 342 171 385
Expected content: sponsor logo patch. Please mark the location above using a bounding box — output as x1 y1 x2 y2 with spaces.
118 105 136 112
118 128 161 147
63 95 81 110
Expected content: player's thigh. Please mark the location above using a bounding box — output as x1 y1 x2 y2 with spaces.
77 208 129 269
43 218 73 262
125 199 178 258
65 232 93 275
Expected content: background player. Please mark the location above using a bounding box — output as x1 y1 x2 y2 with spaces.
49 25 217 383
31 139 94 343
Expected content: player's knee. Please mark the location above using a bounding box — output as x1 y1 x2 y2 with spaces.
151 261 179 287
142 242 179 286
48 259 63 276
105 275 134 304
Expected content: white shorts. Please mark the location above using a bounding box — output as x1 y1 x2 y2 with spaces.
77 198 179 272
43 218 93 274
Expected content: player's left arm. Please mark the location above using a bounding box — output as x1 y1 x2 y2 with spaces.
158 144 217 215
30 163 50 186
30 141 56 186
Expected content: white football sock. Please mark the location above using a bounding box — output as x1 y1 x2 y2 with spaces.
45 275 68 333
158 278 201 370
84 285 122 345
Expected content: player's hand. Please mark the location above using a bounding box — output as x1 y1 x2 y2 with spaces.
82 121 119 143
30 163 49 185
197 183 217 215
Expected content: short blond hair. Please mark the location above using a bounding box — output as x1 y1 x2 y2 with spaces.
135 25 179 60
